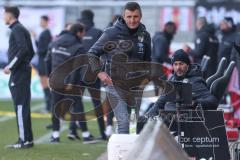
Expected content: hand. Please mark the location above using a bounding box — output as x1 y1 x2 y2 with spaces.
97 72 113 85
183 44 191 53
3 66 11 75
30 30 37 39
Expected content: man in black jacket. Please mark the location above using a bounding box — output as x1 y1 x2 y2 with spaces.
3 6 34 149
146 49 218 117
152 21 177 95
183 17 219 79
152 21 177 64
218 17 237 65
67 10 107 140
46 23 98 143
88 2 151 134
35 15 52 112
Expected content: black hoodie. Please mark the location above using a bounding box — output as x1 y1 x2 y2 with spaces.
146 64 218 114
88 17 151 74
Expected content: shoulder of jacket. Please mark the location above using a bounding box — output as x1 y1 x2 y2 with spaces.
12 23 24 31
102 27 117 39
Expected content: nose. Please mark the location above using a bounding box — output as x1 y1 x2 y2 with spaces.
130 17 135 23
175 64 180 70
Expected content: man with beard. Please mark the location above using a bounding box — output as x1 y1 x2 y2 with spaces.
146 49 218 115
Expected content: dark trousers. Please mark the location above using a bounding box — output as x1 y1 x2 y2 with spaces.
51 91 88 131
9 67 33 142
69 80 106 138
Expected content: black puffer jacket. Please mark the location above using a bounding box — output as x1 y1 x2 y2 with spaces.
45 32 85 75
88 17 151 75
147 64 218 115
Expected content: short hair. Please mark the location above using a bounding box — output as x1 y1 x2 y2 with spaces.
69 23 85 35
123 2 142 16
197 17 208 25
4 6 20 19
164 21 177 33
164 21 177 29
41 15 49 22
81 10 94 21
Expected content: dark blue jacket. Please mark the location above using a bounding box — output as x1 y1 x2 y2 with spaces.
45 32 85 76
88 17 151 75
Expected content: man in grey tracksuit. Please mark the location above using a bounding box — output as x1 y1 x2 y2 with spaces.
88 2 151 134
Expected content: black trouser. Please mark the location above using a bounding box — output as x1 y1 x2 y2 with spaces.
51 91 88 132
9 67 33 142
69 80 106 138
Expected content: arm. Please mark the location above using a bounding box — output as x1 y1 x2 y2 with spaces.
88 30 113 85
6 28 31 70
145 95 166 117
88 31 110 74
193 78 219 110
195 94 218 110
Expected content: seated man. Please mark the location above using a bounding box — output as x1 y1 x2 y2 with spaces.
146 49 218 117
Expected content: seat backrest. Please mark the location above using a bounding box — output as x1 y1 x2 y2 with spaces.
206 57 227 88
201 55 210 73
210 61 235 101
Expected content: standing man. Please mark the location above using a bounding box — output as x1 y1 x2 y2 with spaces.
88 2 151 134
3 6 34 149
35 15 52 113
152 21 177 64
218 17 237 65
183 17 219 78
152 21 177 95
68 9 107 140
46 23 98 143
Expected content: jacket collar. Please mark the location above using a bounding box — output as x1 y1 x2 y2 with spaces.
9 20 19 29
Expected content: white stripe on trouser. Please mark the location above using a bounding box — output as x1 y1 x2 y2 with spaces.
17 105 25 141
7 57 18 69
